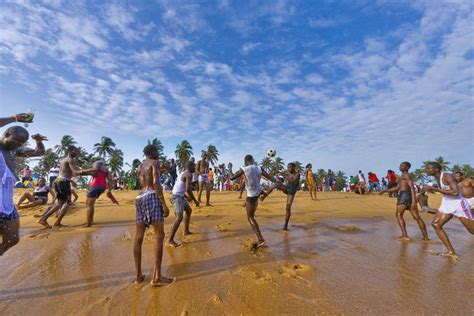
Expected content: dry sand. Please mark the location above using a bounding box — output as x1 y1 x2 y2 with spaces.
1 190 473 315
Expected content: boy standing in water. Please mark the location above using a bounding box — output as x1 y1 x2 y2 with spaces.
379 162 429 241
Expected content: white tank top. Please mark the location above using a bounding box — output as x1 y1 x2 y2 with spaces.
439 172 462 199
172 172 186 196
0 151 16 215
242 164 262 197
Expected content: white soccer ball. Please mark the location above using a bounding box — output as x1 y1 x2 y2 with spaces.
267 148 276 157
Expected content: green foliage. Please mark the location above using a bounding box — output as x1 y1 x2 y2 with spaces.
54 135 76 157
175 140 193 171
315 169 327 184
335 170 346 191
93 136 116 159
206 144 219 165
108 149 124 177
34 148 59 176
147 138 164 158
272 157 285 173
451 164 474 178
260 157 272 173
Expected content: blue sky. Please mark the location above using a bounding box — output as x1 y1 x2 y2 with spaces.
1 0 473 176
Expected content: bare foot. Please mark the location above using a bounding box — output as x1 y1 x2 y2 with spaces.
242 201 246 208
184 231 193 236
38 219 51 229
166 241 182 248
206 203 212 207
150 276 176 286
440 252 459 261
256 240 266 249
397 236 411 241
283 227 289 231
134 274 146 284
53 223 69 228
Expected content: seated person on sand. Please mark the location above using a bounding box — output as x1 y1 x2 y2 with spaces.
353 182 367 195
16 177 55 210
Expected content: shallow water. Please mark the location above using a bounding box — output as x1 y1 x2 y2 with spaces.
1 191 473 315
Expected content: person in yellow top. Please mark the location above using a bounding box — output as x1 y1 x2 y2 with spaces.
208 167 214 191
305 164 317 200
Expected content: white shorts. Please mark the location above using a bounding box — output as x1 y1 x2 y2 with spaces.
199 174 210 184
439 196 473 220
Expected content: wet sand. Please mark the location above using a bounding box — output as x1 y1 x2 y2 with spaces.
1 190 473 315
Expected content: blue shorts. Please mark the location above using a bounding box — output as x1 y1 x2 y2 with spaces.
87 186 106 198
0 208 19 228
170 194 191 213
135 191 163 226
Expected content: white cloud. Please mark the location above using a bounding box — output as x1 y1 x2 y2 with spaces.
240 42 261 54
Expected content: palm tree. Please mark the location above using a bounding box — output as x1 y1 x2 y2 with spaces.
315 169 327 185
451 164 474 178
76 147 100 169
272 157 285 173
206 144 219 165
34 148 59 176
260 157 272 173
422 156 450 171
54 135 77 156
94 136 116 159
108 149 124 177
292 161 302 172
175 140 193 171
147 138 164 157
334 170 346 191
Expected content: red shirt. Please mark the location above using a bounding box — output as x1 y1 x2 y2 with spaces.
369 173 379 182
91 170 108 188
387 173 396 183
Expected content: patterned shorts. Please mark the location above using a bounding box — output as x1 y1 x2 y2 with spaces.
170 194 191 213
135 191 163 226
0 208 19 229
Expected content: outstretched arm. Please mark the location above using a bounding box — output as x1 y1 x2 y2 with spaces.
424 174 459 196
379 183 400 195
185 173 199 206
262 169 279 183
16 134 46 158
0 114 32 128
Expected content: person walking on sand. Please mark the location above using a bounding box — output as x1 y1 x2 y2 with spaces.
229 155 279 249
379 162 429 241
418 162 474 260
81 160 116 227
305 164 317 200
1 113 46 255
197 151 212 206
133 145 174 286
38 146 84 228
168 161 199 247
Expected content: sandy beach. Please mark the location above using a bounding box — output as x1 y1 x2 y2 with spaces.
1 190 473 315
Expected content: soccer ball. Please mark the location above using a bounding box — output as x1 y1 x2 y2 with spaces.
267 148 276 157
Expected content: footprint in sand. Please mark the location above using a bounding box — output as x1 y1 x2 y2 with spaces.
209 294 223 304
254 271 273 284
28 232 50 239
336 225 359 232
278 263 312 279
122 231 132 241
215 224 228 232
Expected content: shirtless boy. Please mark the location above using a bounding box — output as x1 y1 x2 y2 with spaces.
379 162 429 241
134 145 174 286
197 151 212 206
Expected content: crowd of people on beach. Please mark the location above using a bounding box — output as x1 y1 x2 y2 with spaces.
1 113 473 286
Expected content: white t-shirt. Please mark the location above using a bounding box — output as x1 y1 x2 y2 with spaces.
242 164 262 197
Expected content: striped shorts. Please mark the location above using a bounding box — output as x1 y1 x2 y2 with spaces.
135 191 163 226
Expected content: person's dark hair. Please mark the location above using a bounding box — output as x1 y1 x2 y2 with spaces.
244 154 254 163
4 126 29 143
455 171 463 176
66 145 78 154
427 161 442 171
288 162 295 168
401 161 411 169
358 170 362 173
143 144 157 156
186 161 195 171
305 163 312 168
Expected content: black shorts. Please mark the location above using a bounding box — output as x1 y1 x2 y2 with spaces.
397 190 412 206
87 186 106 198
54 179 71 204
246 196 259 205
